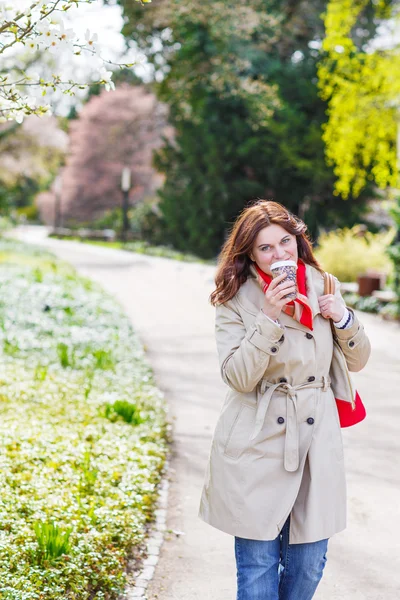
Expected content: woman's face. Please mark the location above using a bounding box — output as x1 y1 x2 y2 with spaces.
250 224 298 275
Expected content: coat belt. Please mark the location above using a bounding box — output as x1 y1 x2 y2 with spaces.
250 376 331 472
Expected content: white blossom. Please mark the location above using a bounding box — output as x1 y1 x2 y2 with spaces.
24 40 38 54
99 67 115 92
58 21 75 45
0 0 129 122
85 28 99 50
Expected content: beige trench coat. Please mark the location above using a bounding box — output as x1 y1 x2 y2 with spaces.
199 264 371 544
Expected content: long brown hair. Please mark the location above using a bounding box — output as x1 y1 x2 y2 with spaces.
210 200 322 306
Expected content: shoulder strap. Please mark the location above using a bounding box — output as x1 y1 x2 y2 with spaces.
323 272 338 339
323 272 336 296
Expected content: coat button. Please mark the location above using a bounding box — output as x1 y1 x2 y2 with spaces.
271 347 278 353
308 376 316 382
279 377 288 383
277 417 285 424
307 417 315 425
349 341 355 347
306 333 313 339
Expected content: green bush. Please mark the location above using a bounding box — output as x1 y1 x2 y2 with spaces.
89 207 122 231
15 205 40 222
380 302 400 320
128 200 165 245
315 226 394 282
354 295 383 314
69 201 165 245
342 292 359 308
0 216 13 232
387 197 400 313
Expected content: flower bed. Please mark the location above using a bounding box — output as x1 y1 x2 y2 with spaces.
342 290 399 320
0 239 168 599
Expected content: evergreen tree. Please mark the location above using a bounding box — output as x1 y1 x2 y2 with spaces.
117 0 385 257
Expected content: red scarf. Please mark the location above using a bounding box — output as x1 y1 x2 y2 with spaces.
255 260 313 330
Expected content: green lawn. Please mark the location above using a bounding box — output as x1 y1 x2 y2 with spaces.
49 234 215 264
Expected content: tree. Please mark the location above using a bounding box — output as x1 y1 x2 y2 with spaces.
0 116 67 213
0 0 148 122
318 0 400 199
36 84 170 225
117 0 381 257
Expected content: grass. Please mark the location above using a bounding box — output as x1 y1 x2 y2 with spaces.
0 238 169 599
32 521 73 565
48 234 216 265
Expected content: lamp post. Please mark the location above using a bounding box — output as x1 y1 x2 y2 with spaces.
121 167 131 242
53 174 62 230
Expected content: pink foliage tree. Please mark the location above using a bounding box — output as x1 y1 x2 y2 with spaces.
38 84 171 225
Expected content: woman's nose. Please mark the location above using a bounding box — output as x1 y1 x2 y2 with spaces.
273 246 286 259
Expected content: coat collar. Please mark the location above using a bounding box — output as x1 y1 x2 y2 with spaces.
236 263 325 332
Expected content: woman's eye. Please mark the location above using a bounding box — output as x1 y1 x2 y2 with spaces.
282 238 290 244
261 246 270 251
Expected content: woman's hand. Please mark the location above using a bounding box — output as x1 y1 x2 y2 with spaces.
257 272 297 321
318 294 345 322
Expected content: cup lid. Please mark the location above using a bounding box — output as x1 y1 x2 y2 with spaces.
270 260 298 270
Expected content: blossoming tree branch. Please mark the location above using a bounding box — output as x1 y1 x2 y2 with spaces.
0 0 150 122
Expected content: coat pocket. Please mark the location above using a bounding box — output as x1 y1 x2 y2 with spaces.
223 403 256 460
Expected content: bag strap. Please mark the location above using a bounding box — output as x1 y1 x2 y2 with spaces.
323 272 337 339
323 271 336 296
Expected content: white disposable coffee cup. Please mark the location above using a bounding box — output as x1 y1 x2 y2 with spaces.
270 260 297 299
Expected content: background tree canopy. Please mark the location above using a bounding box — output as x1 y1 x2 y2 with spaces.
0 117 67 217
318 0 400 199
116 1 391 257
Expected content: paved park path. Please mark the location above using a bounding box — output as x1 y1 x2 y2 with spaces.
11 226 400 600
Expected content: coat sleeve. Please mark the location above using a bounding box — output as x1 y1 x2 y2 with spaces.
332 277 371 372
215 298 285 393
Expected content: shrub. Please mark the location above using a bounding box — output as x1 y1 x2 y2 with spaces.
16 205 40 222
342 292 359 309
0 216 14 231
354 295 383 313
386 198 400 314
380 302 400 320
128 200 165 245
315 226 394 282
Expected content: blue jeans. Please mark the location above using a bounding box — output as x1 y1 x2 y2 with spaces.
235 516 328 600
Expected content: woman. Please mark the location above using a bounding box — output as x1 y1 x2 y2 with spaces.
198 200 371 600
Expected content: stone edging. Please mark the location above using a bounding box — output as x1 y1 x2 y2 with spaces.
124 464 170 599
